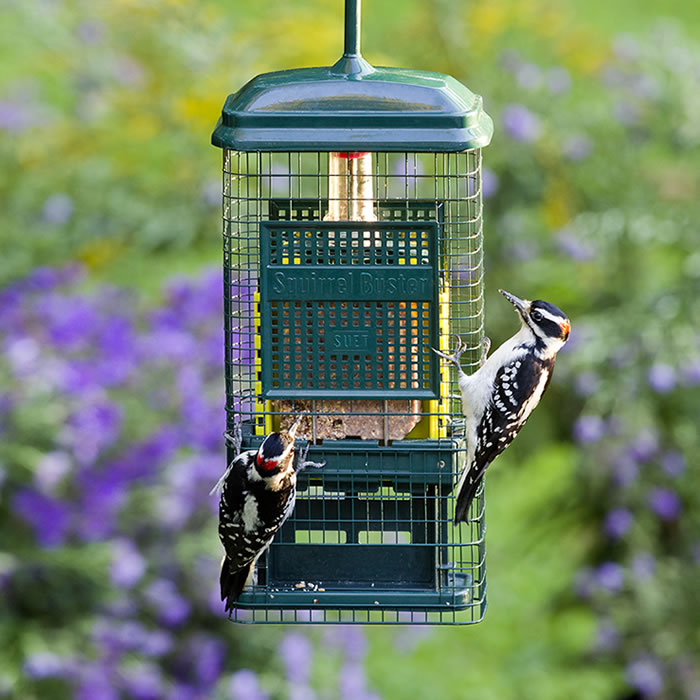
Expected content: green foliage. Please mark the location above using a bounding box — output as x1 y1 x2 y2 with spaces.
2 0 700 698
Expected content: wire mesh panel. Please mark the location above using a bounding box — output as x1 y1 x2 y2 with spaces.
222 150 486 624
227 428 486 625
260 220 439 399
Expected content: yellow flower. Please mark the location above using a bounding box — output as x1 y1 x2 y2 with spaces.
78 239 126 271
469 4 509 37
542 179 573 230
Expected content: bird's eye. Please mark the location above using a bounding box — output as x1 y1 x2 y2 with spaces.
531 310 543 322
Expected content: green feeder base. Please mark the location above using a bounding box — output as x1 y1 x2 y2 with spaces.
224 423 487 625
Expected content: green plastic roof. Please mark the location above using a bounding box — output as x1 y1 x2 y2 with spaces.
211 61 493 153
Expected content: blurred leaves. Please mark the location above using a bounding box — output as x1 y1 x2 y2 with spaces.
2 0 700 698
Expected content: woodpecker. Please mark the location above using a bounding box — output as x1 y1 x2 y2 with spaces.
214 416 325 611
434 289 570 524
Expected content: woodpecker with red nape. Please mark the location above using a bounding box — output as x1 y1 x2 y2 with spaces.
213 416 324 611
434 289 570 523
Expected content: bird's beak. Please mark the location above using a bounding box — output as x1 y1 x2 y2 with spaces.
499 289 530 319
287 413 306 439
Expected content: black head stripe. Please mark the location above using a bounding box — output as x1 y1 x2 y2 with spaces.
260 433 285 460
532 300 567 320
530 300 569 339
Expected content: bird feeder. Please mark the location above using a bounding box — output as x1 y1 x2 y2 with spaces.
212 0 492 624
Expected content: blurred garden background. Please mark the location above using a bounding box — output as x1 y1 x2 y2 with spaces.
2 0 700 698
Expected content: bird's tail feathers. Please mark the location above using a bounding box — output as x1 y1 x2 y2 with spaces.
220 558 253 613
453 472 483 524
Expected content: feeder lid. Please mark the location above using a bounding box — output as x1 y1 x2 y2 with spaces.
211 58 493 153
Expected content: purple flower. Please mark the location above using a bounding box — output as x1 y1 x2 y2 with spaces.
24 266 63 291
23 651 69 679
627 429 659 463
514 62 542 90
682 360 700 385
573 415 606 444
188 634 227 687
499 49 522 72
41 194 74 225
323 626 367 662
76 663 120 700
573 371 600 397
121 662 163 700
612 453 639 488
339 662 379 700
573 567 594 599
481 167 499 199
39 294 101 350
75 472 128 542
647 364 676 393
92 618 174 661
201 179 220 207
76 20 105 45
262 163 292 196
594 620 619 653
113 55 145 86
140 630 173 658
502 104 541 143
34 451 72 494
279 633 313 686
648 488 682 521
393 623 433 653
13 489 70 548
603 508 632 539
0 100 35 132
613 100 641 126
5 337 40 376
556 228 596 261
547 67 571 94
289 686 317 700
661 450 686 477
595 562 624 593
631 553 657 580
144 579 191 627
626 658 664 698
451 254 481 286
230 669 268 700
110 539 146 588
392 157 425 189
562 134 593 162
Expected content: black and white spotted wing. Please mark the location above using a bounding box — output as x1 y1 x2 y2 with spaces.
454 353 554 522
218 453 297 610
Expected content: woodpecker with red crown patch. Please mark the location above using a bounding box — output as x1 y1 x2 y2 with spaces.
213 416 324 611
434 289 570 523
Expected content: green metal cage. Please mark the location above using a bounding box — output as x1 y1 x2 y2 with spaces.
212 0 492 625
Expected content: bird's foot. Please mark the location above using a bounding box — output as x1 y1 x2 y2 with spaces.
480 336 491 367
296 442 326 473
223 422 243 454
432 335 468 374
212 424 243 496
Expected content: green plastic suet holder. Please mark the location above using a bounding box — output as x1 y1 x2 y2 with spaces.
212 0 492 625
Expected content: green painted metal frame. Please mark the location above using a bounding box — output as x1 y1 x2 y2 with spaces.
226 429 488 623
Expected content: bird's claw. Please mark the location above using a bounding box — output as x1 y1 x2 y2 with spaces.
212 424 243 496
296 442 326 473
480 336 491 367
432 335 468 370
223 422 243 453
